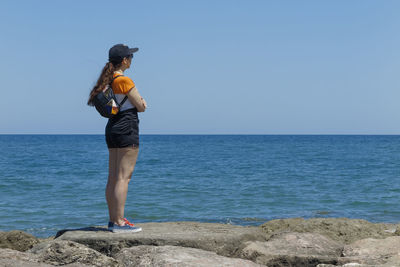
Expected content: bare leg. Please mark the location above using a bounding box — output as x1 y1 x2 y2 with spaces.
106 148 118 223
106 146 139 225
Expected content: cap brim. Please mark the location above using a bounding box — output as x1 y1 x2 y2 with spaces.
129 48 139 54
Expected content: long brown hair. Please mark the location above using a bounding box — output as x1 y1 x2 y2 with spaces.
87 61 122 106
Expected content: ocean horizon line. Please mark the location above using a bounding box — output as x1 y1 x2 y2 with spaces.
1 133 400 136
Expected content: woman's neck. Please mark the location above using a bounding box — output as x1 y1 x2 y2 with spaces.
114 69 124 74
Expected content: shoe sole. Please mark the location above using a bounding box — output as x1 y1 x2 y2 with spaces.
112 227 142 233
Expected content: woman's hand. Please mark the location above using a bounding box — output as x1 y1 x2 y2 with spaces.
141 98 147 109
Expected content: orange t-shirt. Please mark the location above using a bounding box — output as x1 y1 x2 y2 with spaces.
111 73 135 94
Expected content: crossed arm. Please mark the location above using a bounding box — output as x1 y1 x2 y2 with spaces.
127 86 147 112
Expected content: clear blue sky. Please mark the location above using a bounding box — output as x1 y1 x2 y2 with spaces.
1 0 399 134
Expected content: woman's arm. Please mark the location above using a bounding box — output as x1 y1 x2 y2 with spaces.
127 86 147 112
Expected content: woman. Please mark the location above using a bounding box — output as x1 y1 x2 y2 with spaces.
88 44 147 233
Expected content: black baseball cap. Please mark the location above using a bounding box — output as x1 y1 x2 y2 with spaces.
109 44 139 62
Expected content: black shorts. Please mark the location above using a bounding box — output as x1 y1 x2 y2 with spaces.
105 108 139 148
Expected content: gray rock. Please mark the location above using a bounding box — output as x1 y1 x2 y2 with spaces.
318 261 400 267
56 222 267 257
240 232 343 266
317 264 365 267
0 230 40 251
394 226 400 236
29 240 120 266
0 248 52 267
0 259 53 267
341 236 400 265
6 219 399 267
381 255 400 267
261 218 398 244
115 245 262 267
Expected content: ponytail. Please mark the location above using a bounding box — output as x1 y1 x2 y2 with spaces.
87 62 115 106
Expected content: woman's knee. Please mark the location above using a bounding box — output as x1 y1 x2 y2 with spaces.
117 173 132 182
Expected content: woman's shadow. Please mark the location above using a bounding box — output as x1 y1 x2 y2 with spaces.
55 226 111 238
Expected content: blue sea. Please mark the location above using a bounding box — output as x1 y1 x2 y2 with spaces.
1 135 399 238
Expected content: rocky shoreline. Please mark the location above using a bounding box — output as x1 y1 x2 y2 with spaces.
1 218 400 266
